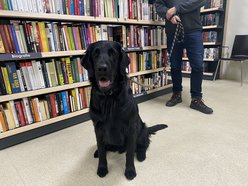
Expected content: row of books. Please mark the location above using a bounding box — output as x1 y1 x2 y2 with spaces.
130 72 168 95
202 31 218 43
112 25 166 48
127 50 166 73
204 48 219 60
0 0 160 21
183 48 219 60
203 0 224 9
0 21 166 54
0 57 88 95
181 61 210 73
0 86 91 133
201 13 220 26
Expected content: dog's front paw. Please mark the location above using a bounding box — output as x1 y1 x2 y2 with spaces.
125 168 136 180
97 166 108 177
137 151 146 162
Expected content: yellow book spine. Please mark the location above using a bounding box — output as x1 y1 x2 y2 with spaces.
38 22 49 52
65 58 74 84
0 34 6 53
1 67 12 94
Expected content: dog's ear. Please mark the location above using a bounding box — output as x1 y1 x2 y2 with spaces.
119 47 130 76
81 44 94 79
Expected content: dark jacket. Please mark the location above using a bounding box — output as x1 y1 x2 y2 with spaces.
156 0 206 33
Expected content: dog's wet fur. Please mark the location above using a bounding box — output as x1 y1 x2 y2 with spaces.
81 41 167 180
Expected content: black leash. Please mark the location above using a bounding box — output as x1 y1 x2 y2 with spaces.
167 21 184 65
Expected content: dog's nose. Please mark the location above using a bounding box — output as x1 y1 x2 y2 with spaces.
97 64 108 72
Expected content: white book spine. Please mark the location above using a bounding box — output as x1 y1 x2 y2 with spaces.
19 25 28 53
27 63 38 90
9 101 20 127
22 98 34 124
11 0 18 11
34 98 42 122
16 70 25 91
16 0 24 11
32 0 38 12
22 0 29 12
36 61 46 88
47 24 55 51
51 59 59 86
37 0 44 13
31 60 42 89
21 66 32 91
27 0 33 12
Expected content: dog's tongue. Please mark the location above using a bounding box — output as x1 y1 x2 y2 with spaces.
99 80 110 87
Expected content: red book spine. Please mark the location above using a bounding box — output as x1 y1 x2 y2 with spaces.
7 25 16 53
15 101 26 127
0 24 10 53
129 0 133 19
21 100 29 125
36 23 43 52
74 0 79 15
49 94 57 117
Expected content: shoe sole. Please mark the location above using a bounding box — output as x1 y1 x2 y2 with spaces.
190 105 213 114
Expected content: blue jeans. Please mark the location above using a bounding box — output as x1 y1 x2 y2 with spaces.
167 30 204 98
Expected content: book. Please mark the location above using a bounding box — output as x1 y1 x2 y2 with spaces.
0 68 7 95
1 66 12 94
5 62 21 93
0 110 8 132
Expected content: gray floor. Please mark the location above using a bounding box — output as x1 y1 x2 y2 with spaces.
1 78 248 186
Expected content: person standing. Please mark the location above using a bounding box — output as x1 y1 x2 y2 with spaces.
156 0 213 114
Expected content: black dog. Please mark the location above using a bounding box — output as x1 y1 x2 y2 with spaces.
81 41 167 180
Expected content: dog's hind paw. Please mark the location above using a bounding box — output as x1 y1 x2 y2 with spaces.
97 167 108 177
125 168 137 180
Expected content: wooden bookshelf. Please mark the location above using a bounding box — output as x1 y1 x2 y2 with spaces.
129 67 164 77
0 81 91 103
0 108 89 139
0 10 165 26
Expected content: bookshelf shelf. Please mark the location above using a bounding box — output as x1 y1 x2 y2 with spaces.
0 47 167 62
129 67 164 77
202 25 222 30
0 81 90 103
200 7 224 13
0 108 89 139
203 42 221 46
125 45 167 52
0 50 86 62
182 57 217 62
0 10 165 26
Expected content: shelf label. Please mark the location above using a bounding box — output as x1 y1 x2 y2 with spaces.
0 53 42 61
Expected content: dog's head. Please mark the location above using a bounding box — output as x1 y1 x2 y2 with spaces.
81 41 130 94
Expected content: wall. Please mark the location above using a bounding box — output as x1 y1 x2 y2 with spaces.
221 0 248 82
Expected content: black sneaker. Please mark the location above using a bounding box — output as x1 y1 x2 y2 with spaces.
190 98 213 114
166 92 182 107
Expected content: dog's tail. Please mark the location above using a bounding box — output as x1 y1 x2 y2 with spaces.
148 124 168 135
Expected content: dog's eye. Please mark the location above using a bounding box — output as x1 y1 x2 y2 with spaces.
108 48 118 57
93 48 100 58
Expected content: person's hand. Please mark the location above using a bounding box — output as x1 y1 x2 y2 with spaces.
170 15 181 24
166 7 177 20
